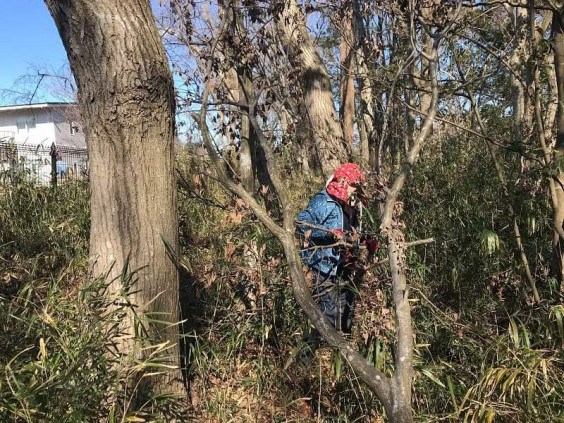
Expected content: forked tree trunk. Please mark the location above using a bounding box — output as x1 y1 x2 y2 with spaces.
275 0 350 177
196 6 451 420
44 0 183 393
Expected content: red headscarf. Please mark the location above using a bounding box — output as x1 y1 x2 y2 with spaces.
326 163 366 203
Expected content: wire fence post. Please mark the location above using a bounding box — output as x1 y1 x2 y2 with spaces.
50 143 57 189
9 143 17 185
0 140 88 188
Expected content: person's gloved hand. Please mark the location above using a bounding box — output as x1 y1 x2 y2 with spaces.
332 229 344 240
362 238 379 253
332 229 355 245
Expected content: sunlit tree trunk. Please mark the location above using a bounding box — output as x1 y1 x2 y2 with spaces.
550 8 564 284
413 5 434 128
44 0 183 393
234 2 255 192
353 0 375 167
339 2 356 149
507 5 528 146
238 69 256 192
275 0 350 177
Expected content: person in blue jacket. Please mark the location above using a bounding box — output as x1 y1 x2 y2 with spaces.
297 163 378 334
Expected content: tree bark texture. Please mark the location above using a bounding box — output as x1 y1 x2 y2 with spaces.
339 2 356 149
353 0 378 167
227 1 255 192
276 0 350 177
551 8 564 284
507 6 528 145
44 0 182 392
235 3 256 193
238 69 256 192
418 7 434 125
295 100 316 172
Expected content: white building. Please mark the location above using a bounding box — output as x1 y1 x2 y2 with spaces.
0 102 85 148
0 103 87 183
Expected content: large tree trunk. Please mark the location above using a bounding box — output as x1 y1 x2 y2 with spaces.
507 5 528 146
295 100 316 173
353 0 378 168
230 1 255 192
275 0 350 177
339 2 356 149
44 0 183 393
551 8 564 285
238 69 256 192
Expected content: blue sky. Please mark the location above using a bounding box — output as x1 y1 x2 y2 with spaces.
0 1 192 140
0 1 179 107
0 1 68 105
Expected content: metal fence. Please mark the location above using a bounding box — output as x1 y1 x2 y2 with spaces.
0 140 88 187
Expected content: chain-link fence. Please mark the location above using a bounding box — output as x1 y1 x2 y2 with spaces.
0 141 88 187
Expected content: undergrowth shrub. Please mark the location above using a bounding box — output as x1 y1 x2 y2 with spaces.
177 162 394 422
176 138 564 422
1 143 562 422
0 181 89 271
404 134 564 421
0 269 190 422
0 181 190 422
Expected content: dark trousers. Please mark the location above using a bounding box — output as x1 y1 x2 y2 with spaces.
312 270 356 333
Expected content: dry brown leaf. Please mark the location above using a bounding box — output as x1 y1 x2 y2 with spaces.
230 211 243 224
224 242 236 259
297 399 311 417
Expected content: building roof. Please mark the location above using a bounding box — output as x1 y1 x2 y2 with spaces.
0 102 77 112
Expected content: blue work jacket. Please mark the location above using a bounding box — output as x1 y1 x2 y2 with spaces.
297 189 349 277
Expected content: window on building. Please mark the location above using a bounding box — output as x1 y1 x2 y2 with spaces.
16 118 36 133
16 121 26 133
70 121 80 135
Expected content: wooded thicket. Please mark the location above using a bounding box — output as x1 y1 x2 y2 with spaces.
0 0 563 422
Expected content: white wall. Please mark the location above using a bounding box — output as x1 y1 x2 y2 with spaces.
0 108 56 147
52 108 86 148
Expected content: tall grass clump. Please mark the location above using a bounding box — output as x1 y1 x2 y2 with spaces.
0 179 191 422
0 269 191 422
0 272 118 422
403 133 564 421
0 180 90 272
